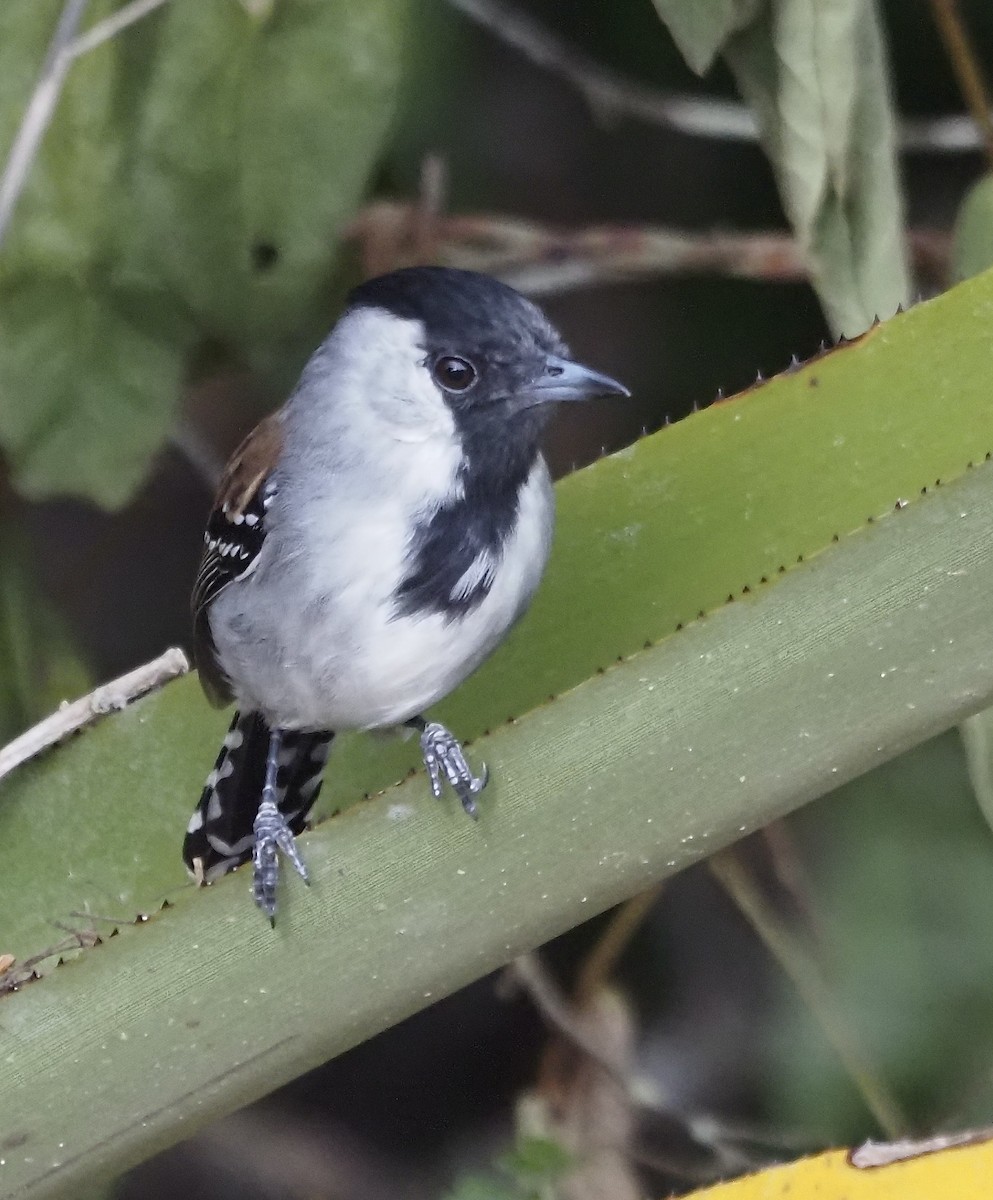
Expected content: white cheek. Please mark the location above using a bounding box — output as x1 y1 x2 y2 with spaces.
320 307 455 444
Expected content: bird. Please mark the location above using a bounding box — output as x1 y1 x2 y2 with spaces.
182 265 629 921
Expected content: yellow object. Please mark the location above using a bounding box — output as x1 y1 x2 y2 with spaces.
687 1130 993 1198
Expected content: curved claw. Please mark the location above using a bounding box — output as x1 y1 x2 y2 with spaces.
418 722 489 818
252 797 309 922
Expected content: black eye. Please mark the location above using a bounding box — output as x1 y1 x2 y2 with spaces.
432 355 477 392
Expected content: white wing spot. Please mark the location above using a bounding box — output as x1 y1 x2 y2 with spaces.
450 551 498 602
299 774 323 800
206 832 254 859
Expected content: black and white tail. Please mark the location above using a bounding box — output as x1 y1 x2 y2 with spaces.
183 711 334 884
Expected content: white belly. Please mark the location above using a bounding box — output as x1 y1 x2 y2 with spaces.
210 459 554 730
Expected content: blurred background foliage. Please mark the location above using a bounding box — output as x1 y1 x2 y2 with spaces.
4 0 993 1197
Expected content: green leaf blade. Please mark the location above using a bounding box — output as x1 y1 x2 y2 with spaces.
649 0 761 75
952 173 993 283
8 272 993 1193
7 447 993 1197
0 278 186 508
7 270 993 957
724 0 909 335
120 0 410 364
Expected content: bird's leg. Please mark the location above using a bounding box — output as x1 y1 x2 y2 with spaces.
407 716 489 819
252 726 310 923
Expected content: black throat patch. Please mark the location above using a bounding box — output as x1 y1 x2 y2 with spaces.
392 418 545 621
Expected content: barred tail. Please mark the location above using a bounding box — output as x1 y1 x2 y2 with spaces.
183 710 334 883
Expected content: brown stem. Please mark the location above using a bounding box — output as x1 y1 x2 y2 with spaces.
573 883 664 1007
930 0 993 171
348 202 952 294
710 847 907 1140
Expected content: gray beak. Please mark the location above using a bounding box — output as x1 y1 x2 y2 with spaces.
529 354 630 404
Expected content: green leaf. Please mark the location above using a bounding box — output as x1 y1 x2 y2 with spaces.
952 173 993 283
960 707 993 834
724 0 909 335
8 270 993 1192
7 421 993 1196
444 1177 519 1200
0 521 90 743
0 276 186 508
0 0 408 508
766 732 993 1139
499 1136 574 1184
942 176 993 862
446 268 993 733
649 0 761 75
118 0 410 378
0 0 121 279
446 1136 572 1200
7 265 993 960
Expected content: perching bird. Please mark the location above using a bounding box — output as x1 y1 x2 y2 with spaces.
183 266 629 920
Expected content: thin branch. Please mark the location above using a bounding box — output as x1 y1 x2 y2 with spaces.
447 0 757 140
501 952 630 1088
574 883 664 1007
67 0 172 60
929 0 993 170
0 647 189 782
0 0 90 251
710 847 908 1140
901 113 990 153
348 202 952 295
447 0 989 156
0 0 172 251
505 949 799 1181
412 153 448 268
171 418 224 491
0 930 101 996
850 1128 993 1168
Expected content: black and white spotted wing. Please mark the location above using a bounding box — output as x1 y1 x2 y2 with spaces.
191 476 276 707
191 411 284 708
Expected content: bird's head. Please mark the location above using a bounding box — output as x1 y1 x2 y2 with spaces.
334 266 629 457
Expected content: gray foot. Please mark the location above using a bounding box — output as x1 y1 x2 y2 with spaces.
252 796 310 923
419 721 488 818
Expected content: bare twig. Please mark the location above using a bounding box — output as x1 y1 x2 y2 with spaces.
850 1128 993 1168
67 0 172 59
0 0 172 250
502 952 631 1088
710 847 907 1140
507 948 794 1183
447 0 757 140
761 821 830 952
171 418 224 491
574 883 664 1007
348 202 952 294
447 0 989 156
413 153 448 269
901 113 991 153
0 932 101 996
929 0 993 170
0 0 90 250
0 646 189 782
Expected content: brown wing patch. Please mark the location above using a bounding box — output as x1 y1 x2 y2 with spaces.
215 412 284 520
192 413 284 707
